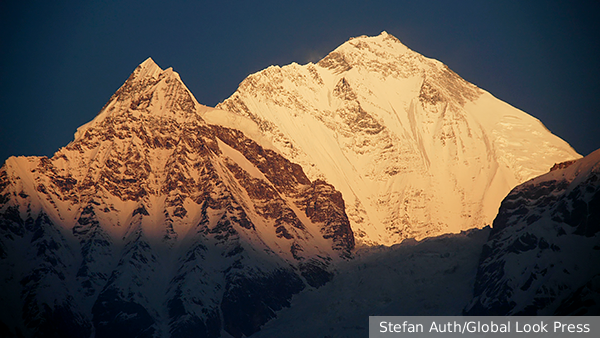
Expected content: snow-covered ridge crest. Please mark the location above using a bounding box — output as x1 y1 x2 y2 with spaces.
202 107 280 153
217 31 581 245
0 57 357 337
74 58 210 141
136 57 164 79
466 148 600 315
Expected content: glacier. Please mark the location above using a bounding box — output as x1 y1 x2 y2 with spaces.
0 32 594 338
217 31 580 245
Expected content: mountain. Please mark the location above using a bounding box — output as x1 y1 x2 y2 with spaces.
217 31 581 245
250 149 600 336
465 149 600 315
0 32 590 338
0 58 353 338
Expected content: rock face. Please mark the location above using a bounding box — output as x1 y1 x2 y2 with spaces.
217 31 580 245
0 32 590 338
0 59 353 338
465 150 600 315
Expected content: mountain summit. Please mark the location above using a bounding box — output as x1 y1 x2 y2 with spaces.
218 31 580 245
0 32 588 337
0 59 353 337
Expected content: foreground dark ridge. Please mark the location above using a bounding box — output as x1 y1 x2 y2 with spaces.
1 32 596 338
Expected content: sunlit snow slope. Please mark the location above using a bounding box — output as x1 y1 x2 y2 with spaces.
217 32 580 245
0 59 353 338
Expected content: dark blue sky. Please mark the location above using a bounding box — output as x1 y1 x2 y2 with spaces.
1 0 599 165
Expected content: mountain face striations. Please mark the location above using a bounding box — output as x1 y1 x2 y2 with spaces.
465 150 600 315
0 32 595 338
0 58 353 338
218 31 580 245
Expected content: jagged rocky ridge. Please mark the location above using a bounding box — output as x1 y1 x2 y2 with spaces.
218 31 580 245
465 149 600 315
0 32 593 338
0 59 353 338
230 151 600 337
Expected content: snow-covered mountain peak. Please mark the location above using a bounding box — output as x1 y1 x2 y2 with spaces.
335 30 411 58
131 57 182 85
135 57 163 79
1 58 355 337
217 32 581 245
316 31 414 76
74 58 204 141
